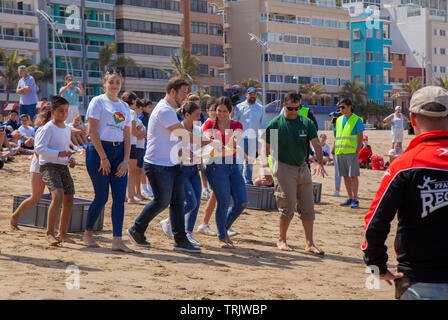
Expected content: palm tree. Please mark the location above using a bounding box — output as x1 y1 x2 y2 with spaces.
300 83 327 105
0 48 31 103
170 48 200 84
339 81 368 106
239 77 262 93
99 43 136 73
436 76 448 89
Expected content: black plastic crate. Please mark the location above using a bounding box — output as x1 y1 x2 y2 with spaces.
14 194 104 233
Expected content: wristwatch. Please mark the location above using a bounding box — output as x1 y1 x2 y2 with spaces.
123 160 129 164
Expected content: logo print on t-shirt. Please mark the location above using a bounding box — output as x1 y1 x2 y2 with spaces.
113 111 125 124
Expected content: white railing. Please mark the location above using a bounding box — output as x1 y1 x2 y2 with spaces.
0 6 36 16
86 19 115 29
0 34 38 42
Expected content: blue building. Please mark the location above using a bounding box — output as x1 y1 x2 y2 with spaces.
350 11 393 104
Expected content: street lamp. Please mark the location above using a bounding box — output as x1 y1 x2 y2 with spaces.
412 50 431 86
248 33 268 106
293 75 299 93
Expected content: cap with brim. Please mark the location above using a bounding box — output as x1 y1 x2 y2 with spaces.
395 106 401 110
409 86 448 117
246 87 257 94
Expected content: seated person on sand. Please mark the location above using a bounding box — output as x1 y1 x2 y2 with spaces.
388 144 404 163
318 133 332 165
358 135 372 169
68 115 88 151
17 114 35 152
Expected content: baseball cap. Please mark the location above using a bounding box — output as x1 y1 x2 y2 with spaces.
409 86 448 117
395 106 401 110
363 135 368 141
246 87 257 94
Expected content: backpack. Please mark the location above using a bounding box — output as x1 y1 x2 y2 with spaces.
371 155 385 170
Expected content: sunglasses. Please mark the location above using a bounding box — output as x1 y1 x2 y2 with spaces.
286 107 300 111
338 105 346 109
106 67 122 75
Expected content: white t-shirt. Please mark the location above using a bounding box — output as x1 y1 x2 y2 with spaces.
180 122 202 166
18 125 35 145
29 127 42 173
144 99 181 166
130 109 138 146
85 94 131 142
321 143 331 156
34 121 72 166
136 117 146 149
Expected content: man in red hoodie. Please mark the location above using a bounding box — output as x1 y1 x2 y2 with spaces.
362 86 448 300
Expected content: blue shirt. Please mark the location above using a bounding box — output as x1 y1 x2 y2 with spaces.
4 119 20 131
18 75 37 105
233 100 266 134
334 115 365 136
61 87 80 106
138 112 150 128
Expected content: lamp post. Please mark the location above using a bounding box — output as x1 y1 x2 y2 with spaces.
248 33 267 106
412 50 431 86
293 75 299 93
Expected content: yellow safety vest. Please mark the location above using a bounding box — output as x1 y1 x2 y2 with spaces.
335 114 360 155
268 154 275 178
298 107 309 118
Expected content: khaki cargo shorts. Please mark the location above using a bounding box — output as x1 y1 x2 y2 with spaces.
273 161 315 221
40 163 75 195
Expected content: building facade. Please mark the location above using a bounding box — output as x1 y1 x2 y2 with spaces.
183 0 225 97
350 12 393 104
224 0 351 106
116 0 183 102
0 0 41 102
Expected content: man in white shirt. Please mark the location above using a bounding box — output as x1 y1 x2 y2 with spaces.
233 87 266 184
127 78 207 253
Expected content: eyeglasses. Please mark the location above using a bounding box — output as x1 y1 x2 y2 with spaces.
286 107 300 111
106 67 122 75
338 105 346 109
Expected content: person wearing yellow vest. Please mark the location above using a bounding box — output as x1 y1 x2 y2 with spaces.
262 92 327 254
334 98 364 209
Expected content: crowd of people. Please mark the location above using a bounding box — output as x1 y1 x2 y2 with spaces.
3 64 448 299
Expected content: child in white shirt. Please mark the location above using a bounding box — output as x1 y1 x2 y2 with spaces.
69 115 88 150
34 96 76 246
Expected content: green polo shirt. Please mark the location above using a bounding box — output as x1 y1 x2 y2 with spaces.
264 114 317 167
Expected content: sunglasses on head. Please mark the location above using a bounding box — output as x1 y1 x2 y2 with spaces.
286 106 300 111
106 67 122 75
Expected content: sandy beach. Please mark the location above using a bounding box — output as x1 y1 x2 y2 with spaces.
0 129 413 300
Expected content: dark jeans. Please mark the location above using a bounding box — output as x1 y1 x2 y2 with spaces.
85 141 127 237
182 165 202 233
133 162 187 241
243 137 258 184
19 104 37 122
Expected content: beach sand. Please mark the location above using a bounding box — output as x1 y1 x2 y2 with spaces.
0 129 412 300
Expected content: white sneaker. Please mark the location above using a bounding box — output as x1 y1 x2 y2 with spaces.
196 224 216 236
145 186 154 197
160 218 173 239
186 233 202 247
228 228 237 236
201 188 211 199
332 190 340 197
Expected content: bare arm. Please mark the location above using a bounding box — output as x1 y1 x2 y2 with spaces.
357 131 364 154
77 83 85 96
383 114 393 124
168 122 212 146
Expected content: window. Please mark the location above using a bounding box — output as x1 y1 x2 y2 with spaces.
298 56 311 64
284 55 297 63
116 0 180 11
284 76 297 84
376 29 382 39
116 19 180 35
441 48 446 55
339 60 350 67
312 57 325 65
353 53 360 62
441 30 446 36
377 52 381 62
191 22 208 34
268 75 283 83
441 66 446 73
434 66 438 73
265 54 283 62
312 77 324 84
366 52 374 62
435 29 438 36
366 28 373 38
435 48 438 54
338 40 349 48
325 58 338 66
209 24 223 36
354 76 361 83
397 54 403 61
389 77 395 83
398 78 404 83
353 29 361 40
366 75 374 85
210 44 223 57
191 0 207 12
377 75 381 85
297 36 311 45
191 43 208 56
325 78 338 86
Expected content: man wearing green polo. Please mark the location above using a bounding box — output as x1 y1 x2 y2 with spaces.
334 98 364 209
263 92 327 254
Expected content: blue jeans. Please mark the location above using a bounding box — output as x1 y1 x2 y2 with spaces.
85 141 127 237
401 283 448 300
334 155 341 189
19 104 37 122
205 163 248 241
133 163 187 241
182 165 202 233
243 138 258 184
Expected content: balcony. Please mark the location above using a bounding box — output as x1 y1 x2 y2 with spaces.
86 20 115 30
0 34 38 43
383 39 392 46
0 34 39 50
0 6 36 16
56 68 83 78
49 42 82 52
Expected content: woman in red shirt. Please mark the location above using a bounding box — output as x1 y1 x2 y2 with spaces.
202 96 248 248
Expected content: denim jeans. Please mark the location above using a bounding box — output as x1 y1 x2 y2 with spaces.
19 104 37 122
401 283 448 300
133 163 187 241
205 162 248 241
181 165 202 233
243 137 258 184
85 141 127 237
